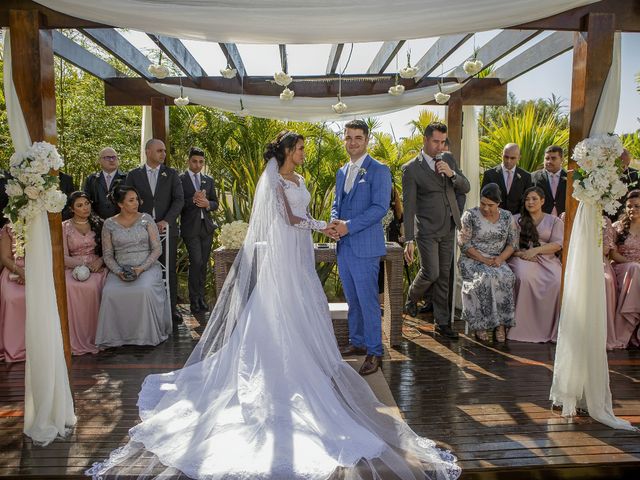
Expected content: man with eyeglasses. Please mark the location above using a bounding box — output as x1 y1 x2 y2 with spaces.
481 143 532 215
83 147 127 219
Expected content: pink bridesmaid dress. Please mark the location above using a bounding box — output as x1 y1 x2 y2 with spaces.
507 214 563 343
0 225 26 362
62 220 107 355
603 218 622 350
611 221 640 348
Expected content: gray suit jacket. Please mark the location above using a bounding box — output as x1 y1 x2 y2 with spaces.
402 152 470 240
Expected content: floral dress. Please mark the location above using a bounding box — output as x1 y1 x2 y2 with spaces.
458 207 518 330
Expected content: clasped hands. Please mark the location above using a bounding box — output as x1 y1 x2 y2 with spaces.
193 190 209 209
321 219 348 241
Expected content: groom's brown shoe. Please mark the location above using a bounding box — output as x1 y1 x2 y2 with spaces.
340 344 367 356
358 355 381 376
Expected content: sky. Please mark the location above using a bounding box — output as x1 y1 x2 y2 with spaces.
123 30 640 139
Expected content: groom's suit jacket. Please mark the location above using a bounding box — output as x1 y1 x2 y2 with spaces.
331 155 392 258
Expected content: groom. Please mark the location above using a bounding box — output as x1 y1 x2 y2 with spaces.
331 120 392 376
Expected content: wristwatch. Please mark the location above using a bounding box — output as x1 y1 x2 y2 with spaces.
450 172 457 180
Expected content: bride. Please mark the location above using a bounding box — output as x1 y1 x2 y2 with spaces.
87 131 460 480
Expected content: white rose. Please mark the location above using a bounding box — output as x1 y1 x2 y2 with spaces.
24 185 41 200
399 66 418 79
434 92 451 104
279 87 295 101
331 101 347 114
274 71 292 87
5 182 23 197
43 189 67 213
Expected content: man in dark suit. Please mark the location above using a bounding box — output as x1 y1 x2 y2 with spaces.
531 145 567 217
402 122 470 339
126 139 184 323
180 147 218 314
481 143 532 215
82 147 127 219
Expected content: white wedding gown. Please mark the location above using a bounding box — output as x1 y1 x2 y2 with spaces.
87 159 460 480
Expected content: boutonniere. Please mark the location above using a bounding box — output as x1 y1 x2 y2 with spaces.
161 172 167 177
201 180 206 185
358 167 367 176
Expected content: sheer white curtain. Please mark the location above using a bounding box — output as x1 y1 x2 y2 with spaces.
3 29 76 445
460 106 480 210
140 105 153 165
34 0 596 43
550 33 635 431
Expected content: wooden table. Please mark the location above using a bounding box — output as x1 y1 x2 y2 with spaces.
213 242 404 347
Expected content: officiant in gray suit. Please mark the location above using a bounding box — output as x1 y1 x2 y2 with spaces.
402 122 470 339
125 139 184 323
180 147 219 314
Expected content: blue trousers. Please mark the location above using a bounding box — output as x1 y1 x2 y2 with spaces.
337 244 383 356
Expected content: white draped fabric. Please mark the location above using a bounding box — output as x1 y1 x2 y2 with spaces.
460 106 480 210
3 29 77 445
34 0 596 44
149 81 464 122
140 105 153 165
550 33 635 431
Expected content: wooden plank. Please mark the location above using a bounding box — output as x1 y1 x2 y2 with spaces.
326 43 344 74
415 33 472 80
492 31 574 83
147 33 207 83
79 28 152 80
52 30 124 81
367 40 405 75
278 44 287 73
450 30 542 82
0 0 106 28
446 90 463 161
150 96 168 164
218 43 246 78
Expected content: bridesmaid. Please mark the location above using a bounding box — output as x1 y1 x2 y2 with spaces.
0 224 26 362
507 186 563 343
603 216 622 350
610 190 640 348
62 191 107 355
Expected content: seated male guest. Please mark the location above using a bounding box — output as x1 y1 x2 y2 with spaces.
83 147 127 219
180 147 218 314
481 143 532 215
507 186 563 343
531 145 567 217
0 224 26 362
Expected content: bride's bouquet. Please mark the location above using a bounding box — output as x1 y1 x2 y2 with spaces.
572 133 627 217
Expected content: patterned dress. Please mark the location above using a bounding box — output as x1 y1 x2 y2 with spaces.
458 208 518 330
611 221 640 347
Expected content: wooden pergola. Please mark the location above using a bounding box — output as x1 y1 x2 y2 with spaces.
1 0 639 366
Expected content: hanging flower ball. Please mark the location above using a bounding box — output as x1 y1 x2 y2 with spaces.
434 92 451 105
174 96 190 107
148 64 170 79
463 59 484 76
388 84 405 96
332 101 348 114
279 87 295 101
220 66 237 79
274 71 293 87
399 66 419 79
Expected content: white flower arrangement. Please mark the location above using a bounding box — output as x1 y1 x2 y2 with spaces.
219 220 249 249
332 101 348 114
572 133 627 217
463 59 484 76
220 65 237 79
148 64 170 79
3 141 67 257
399 66 418 79
279 87 295 101
274 71 292 87
434 91 450 104
174 96 190 107
388 84 405 96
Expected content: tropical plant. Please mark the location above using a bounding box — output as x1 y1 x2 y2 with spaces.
622 131 640 167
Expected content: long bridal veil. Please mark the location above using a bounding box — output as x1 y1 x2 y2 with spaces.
87 158 460 479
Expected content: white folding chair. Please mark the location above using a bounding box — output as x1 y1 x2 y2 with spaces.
157 225 171 304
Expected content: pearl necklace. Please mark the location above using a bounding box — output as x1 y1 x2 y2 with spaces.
72 218 89 225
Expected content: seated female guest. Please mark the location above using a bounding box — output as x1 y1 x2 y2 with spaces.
603 216 622 349
95 186 171 347
609 190 640 348
458 183 517 342
63 191 107 355
0 224 26 362
507 187 563 343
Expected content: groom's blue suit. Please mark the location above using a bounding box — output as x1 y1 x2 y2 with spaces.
331 155 392 356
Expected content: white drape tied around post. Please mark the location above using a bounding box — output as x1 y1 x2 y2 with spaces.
3 28 76 446
550 33 635 431
140 105 153 165
35 0 597 43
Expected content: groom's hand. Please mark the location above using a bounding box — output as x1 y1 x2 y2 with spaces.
333 220 349 237
321 224 340 240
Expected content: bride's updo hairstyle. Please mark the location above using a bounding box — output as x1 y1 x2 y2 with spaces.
108 184 141 207
263 130 304 167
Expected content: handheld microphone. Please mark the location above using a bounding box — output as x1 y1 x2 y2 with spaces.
434 154 445 178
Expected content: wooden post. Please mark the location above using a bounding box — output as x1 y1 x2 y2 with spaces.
9 9 71 370
150 96 169 164
562 13 615 284
446 91 463 162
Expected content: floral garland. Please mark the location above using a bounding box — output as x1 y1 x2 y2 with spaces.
219 220 249 249
2 142 68 257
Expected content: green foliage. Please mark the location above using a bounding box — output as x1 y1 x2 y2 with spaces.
622 131 640 167
479 104 569 172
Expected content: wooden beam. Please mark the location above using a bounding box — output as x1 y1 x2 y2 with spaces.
367 41 405 75
563 13 616 286
326 43 344 74
52 30 124 81
511 0 640 32
446 91 463 162
147 33 207 83
415 34 472 81
150 97 168 163
218 43 246 77
79 28 153 80
450 30 542 82
279 44 288 73
104 76 507 107
0 0 106 28
9 8 71 370
492 32 573 83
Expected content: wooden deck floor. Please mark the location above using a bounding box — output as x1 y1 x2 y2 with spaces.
0 310 639 479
